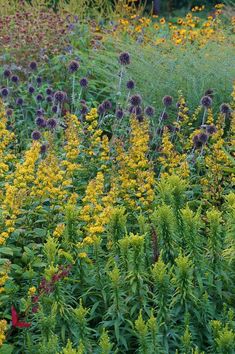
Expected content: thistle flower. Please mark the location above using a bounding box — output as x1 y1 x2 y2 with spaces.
1 87 9 97
198 132 208 144
144 106 155 117
162 95 173 107
79 77 88 88
68 60 80 73
46 87 53 95
119 52 131 66
36 93 44 102
40 144 48 154
206 124 217 135
35 116 46 128
130 94 142 107
200 95 212 108
102 100 112 111
11 75 19 84
47 118 57 129
16 97 23 106
36 76 42 85
52 105 58 113
28 85 35 94
37 108 44 116
31 130 41 140
46 95 53 103
220 103 231 115
136 114 144 122
29 61 37 71
126 80 135 90
54 90 66 103
116 108 124 119
193 135 203 149
3 69 11 78
80 105 88 115
129 105 142 115
6 108 13 116
98 104 105 115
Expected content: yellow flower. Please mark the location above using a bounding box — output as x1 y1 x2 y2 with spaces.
28 286 36 296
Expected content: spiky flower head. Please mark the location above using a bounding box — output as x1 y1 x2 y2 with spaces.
46 95 53 103
40 144 48 154
200 95 212 108
129 105 142 115
29 61 37 71
52 105 58 113
47 118 57 129
198 132 208 144
126 80 135 90
68 60 80 73
54 90 66 103
130 94 142 107
80 105 88 115
193 134 203 149
11 75 19 84
220 103 231 115
145 106 155 117
79 77 88 88
46 87 53 95
31 130 41 140
98 104 105 115
28 85 35 94
116 108 124 119
35 116 46 128
119 52 131 66
36 93 44 102
1 87 9 97
102 100 112 111
161 112 168 120
37 108 44 116
16 97 23 106
6 108 13 116
206 124 217 135
36 76 42 85
3 69 11 78
136 114 144 122
162 95 173 107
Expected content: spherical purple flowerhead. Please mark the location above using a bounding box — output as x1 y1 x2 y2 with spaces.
16 97 23 106
11 75 19 84
47 118 57 130
206 124 217 135
126 80 135 90
46 87 53 95
35 116 46 128
144 106 155 117
80 105 88 115
54 91 66 103
119 52 131 66
116 108 124 119
68 60 80 73
162 95 173 107
3 69 11 78
6 108 13 116
40 144 48 154
36 93 44 102
129 105 142 115
161 112 168 121
220 103 231 115
102 100 112 111
193 134 203 149
46 95 53 103
37 108 44 116
36 76 42 85
29 61 37 71
198 132 208 144
136 114 144 123
79 77 88 88
200 95 212 108
204 89 214 98
1 87 9 97
31 130 41 140
130 94 142 107
28 85 35 94
52 105 58 114
98 104 105 115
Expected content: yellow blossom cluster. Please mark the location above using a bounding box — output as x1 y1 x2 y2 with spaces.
53 223 65 238
116 116 155 209
0 319 7 347
28 286 36 296
0 100 15 180
158 127 190 179
85 108 103 157
1 142 40 245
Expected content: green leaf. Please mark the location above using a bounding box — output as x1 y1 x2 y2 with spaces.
0 247 13 256
0 344 14 354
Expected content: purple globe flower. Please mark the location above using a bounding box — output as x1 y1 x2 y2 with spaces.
193 135 203 149
220 103 231 115
98 104 105 115
31 130 41 140
119 52 131 66
80 105 88 115
46 95 53 103
35 116 46 128
129 105 142 115
206 124 217 135
11 75 19 84
200 95 212 108
126 80 135 90
46 87 53 95
102 100 112 111
161 112 169 120
40 144 48 154
36 93 44 102
52 105 58 113
1 87 9 97
79 77 88 88
144 106 155 117
54 91 66 103
29 61 37 71
68 60 80 73
136 114 144 122
47 118 57 129
28 85 35 94
36 76 42 85
3 69 11 78
6 108 13 116
162 95 173 107
130 94 142 107
116 108 124 119
198 132 208 144
16 97 24 106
